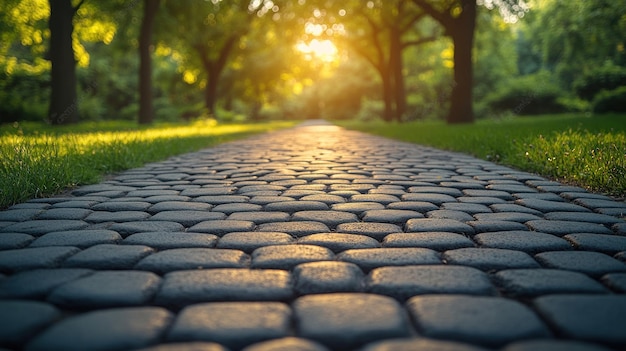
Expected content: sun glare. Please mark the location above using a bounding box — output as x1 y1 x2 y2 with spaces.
296 39 338 63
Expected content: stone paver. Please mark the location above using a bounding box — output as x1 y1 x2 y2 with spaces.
47 270 161 308
407 295 550 347
168 302 291 349
366 265 495 300
294 293 408 349
533 295 626 346
26 307 172 351
1 121 625 350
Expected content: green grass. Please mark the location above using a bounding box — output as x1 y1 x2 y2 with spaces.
338 113 626 198
0 119 297 209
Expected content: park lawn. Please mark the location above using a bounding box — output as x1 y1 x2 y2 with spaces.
0 119 296 209
339 113 626 198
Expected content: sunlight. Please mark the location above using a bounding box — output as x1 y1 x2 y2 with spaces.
296 39 338 63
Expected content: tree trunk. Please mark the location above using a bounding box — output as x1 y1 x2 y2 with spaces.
381 72 395 122
204 67 219 117
138 0 160 125
47 0 78 125
390 26 406 122
447 0 476 124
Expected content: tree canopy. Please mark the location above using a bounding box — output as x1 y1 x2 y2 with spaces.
1 0 624 125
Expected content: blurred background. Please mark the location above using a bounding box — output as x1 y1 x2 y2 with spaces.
1 0 625 125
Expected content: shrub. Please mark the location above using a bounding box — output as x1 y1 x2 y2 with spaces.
0 63 49 123
483 72 569 115
592 86 626 113
573 65 626 101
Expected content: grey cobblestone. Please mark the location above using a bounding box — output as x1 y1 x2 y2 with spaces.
63 244 154 270
563 233 626 254
0 268 93 299
533 295 626 347
188 220 256 236
474 231 572 254
168 302 291 349
0 300 61 348
85 210 151 223
362 338 490 351
338 248 440 272
29 230 122 248
293 261 364 295
494 269 609 297
297 233 379 252
1 220 89 236
110 221 185 236
335 222 402 240
405 218 475 235
400 193 455 205
242 337 330 351
135 248 249 273
148 201 213 213
1 121 625 350
601 273 626 292
36 208 93 220
534 251 626 277
294 293 408 349
216 232 295 253
0 233 35 249
150 211 226 227
503 340 614 351
155 269 293 307
0 246 80 273
366 265 495 300
136 342 229 351
91 201 152 212
382 232 474 251
26 307 172 351
515 198 590 213
265 201 329 212
525 220 612 236
427 210 474 222
291 210 358 228
124 232 219 249
407 295 550 347
257 221 330 237
47 270 161 308
251 245 334 269
443 248 540 271
472 212 541 223
227 211 290 224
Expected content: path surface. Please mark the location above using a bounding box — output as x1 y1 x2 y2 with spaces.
1 121 626 351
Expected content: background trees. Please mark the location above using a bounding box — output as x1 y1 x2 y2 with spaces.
1 0 624 126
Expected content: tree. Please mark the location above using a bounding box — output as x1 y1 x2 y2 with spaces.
138 0 160 124
526 0 626 87
47 0 84 125
160 0 275 117
313 0 437 122
411 0 527 123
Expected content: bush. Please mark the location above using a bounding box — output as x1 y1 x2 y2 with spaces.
592 86 626 113
483 72 569 115
0 62 50 123
574 65 626 101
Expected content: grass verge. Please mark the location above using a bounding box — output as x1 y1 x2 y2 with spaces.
0 119 296 209
338 113 626 198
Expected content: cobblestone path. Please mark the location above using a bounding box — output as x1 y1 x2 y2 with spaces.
1 121 626 351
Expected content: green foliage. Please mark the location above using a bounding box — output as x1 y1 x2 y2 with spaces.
0 60 50 123
573 64 626 101
339 113 626 196
482 71 569 115
592 87 626 114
